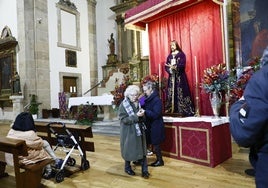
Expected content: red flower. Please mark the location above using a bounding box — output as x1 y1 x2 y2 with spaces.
229 56 260 104
202 63 229 93
111 75 131 107
75 103 97 125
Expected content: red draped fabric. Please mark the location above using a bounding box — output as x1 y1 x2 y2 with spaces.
125 0 175 29
148 1 223 116
126 0 168 18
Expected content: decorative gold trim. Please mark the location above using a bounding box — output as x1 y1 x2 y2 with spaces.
212 0 224 6
162 125 178 157
179 126 210 164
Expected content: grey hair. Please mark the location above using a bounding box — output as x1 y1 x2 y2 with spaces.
261 46 268 67
143 81 156 90
124 85 140 97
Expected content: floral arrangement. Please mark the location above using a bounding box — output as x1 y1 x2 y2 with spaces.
74 102 98 125
201 63 229 93
229 57 260 104
111 75 131 107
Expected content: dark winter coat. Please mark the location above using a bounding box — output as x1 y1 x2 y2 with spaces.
230 64 268 149
143 90 165 145
118 98 147 161
229 63 268 188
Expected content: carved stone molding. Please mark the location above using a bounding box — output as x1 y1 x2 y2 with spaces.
58 0 77 10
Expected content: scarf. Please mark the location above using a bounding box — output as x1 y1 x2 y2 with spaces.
122 98 141 136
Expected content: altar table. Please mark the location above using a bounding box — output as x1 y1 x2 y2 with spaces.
161 116 232 167
68 95 115 121
68 95 114 108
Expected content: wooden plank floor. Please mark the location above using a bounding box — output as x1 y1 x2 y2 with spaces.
0 123 255 188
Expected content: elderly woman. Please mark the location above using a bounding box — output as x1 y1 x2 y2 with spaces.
118 85 149 179
5 112 63 179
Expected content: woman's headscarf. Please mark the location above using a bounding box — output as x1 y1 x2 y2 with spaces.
12 112 36 132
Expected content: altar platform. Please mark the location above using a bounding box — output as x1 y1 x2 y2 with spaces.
161 116 232 168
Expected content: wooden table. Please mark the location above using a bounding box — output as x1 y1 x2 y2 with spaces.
161 116 232 167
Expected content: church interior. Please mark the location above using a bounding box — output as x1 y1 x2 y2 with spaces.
0 0 266 187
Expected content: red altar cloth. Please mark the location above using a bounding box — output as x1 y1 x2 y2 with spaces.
161 116 232 167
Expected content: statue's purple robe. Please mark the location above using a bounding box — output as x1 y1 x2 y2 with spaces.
164 51 194 116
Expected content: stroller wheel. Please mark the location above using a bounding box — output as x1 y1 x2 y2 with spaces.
55 169 65 183
67 157 76 166
81 160 90 170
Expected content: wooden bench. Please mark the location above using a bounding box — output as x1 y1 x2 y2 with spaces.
34 121 95 160
0 137 53 188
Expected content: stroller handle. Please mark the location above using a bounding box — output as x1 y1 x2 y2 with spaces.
47 122 73 136
65 128 72 136
47 122 66 127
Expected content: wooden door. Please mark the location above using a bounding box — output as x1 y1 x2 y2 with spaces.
63 76 77 97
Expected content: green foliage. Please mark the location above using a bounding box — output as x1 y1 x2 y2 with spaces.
74 102 98 125
29 94 41 114
201 63 229 93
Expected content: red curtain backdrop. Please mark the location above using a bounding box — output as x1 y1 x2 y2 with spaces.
148 1 223 116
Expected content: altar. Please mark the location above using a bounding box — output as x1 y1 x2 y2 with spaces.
161 116 232 167
68 95 115 121
68 95 114 108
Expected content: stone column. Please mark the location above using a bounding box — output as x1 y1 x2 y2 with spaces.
87 0 98 95
115 15 124 63
17 0 51 110
10 95 24 119
33 0 51 111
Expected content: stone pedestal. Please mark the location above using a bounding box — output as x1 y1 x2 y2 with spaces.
10 95 24 119
103 106 118 121
101 64 118 80
107 54 118 64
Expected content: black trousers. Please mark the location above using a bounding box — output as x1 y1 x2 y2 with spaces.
153 144 163 160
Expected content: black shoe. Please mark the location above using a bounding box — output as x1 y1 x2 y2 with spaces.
42 169 53 179
150 160 164 167
245 169 255 177
142 171 150 179
54 159 64 169
125 169 135 176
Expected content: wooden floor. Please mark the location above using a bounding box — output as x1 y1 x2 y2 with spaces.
0 123 255 188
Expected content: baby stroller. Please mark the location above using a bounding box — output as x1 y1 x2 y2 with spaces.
47 122 90 183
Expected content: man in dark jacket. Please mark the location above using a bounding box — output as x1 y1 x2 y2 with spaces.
142 81 165 167
230 46 268 188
